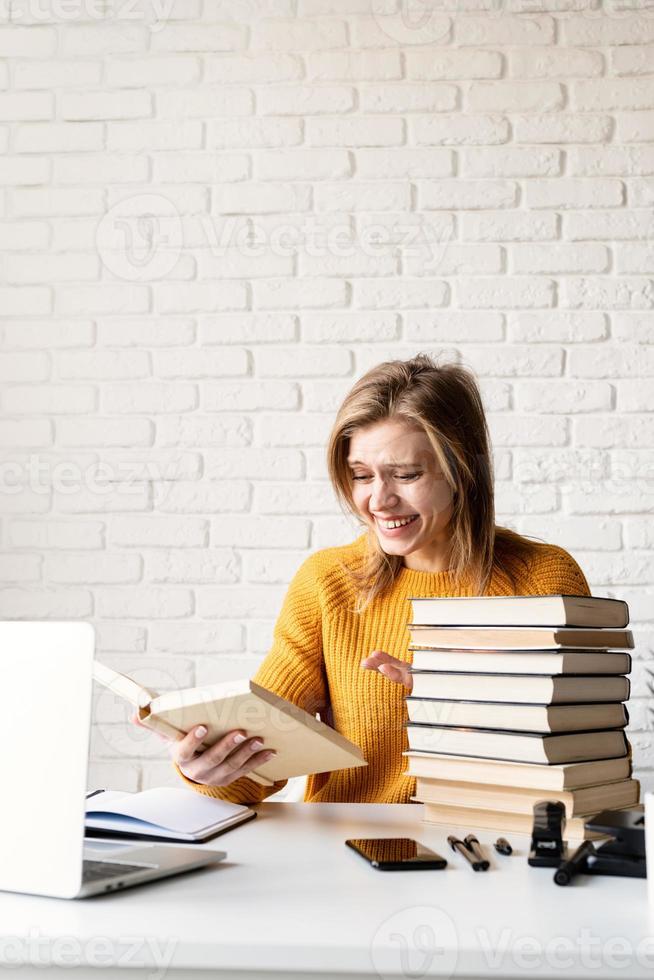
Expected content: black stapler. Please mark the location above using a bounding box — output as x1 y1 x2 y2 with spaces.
583 807 646 879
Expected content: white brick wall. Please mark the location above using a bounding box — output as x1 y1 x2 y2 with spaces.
1 2 653 800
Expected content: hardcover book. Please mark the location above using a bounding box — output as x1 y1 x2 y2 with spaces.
405 698 628 734
403 751 632 791
414 776 640 818
409 594 629 628
418 801 638 841
409 672 630 705
405 723 629 765
407 626 634 651
409 648 631 676
93 662 367 788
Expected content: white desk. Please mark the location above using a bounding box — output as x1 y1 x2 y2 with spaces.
0 803 650 979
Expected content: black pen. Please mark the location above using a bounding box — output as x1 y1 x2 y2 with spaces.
464 834 490 871
448 835 487 872
554 840 596 886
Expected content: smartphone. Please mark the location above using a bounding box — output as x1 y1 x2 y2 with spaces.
345 837 447 871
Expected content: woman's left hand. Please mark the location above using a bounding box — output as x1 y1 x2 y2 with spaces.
361 650 413 692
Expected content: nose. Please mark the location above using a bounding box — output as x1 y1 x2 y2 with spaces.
369 477 399 512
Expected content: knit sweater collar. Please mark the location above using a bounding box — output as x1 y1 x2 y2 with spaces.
395 563 465 596
352 531 471 597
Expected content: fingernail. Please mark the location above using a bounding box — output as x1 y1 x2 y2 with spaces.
233 733 247 744
263 751 276 760
251 739 263 750
195 726 207 738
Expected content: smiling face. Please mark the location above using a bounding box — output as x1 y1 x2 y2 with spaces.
347 417 455 572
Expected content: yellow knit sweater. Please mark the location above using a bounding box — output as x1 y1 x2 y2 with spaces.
177 532 591 805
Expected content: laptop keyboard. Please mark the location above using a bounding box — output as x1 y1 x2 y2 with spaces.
82 859 156 883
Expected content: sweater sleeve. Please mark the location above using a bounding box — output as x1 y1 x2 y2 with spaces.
524 544 592 598
174 552 327 805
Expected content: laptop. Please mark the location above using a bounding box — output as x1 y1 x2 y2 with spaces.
0 621 226 898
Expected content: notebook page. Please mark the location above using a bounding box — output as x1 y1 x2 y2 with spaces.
85 787 249 833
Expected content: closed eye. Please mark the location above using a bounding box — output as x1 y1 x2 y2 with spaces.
351 473 421 481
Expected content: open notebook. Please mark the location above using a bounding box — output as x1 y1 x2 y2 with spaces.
85 787 256 844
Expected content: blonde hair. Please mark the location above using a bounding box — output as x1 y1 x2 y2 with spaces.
327 353 536 612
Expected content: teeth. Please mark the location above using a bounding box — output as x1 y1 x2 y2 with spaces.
381 515 417 529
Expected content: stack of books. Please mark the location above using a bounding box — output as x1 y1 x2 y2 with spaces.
403 594 639 841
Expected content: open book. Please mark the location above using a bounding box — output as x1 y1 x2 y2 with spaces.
93 661 367 787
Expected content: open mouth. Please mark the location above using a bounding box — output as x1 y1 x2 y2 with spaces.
375 514 419 531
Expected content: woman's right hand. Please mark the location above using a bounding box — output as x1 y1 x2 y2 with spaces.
360 650 413 693
130 714 276 788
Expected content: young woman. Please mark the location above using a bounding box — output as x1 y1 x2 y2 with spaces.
162 354 591 803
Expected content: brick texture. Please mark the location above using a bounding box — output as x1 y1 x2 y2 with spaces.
0 6 652 799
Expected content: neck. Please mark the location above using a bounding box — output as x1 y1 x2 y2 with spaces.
402 534 454 574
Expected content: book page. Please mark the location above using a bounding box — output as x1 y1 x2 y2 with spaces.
92 661 155 709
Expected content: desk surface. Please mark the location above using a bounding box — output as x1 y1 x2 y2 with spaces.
0 802 651 979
